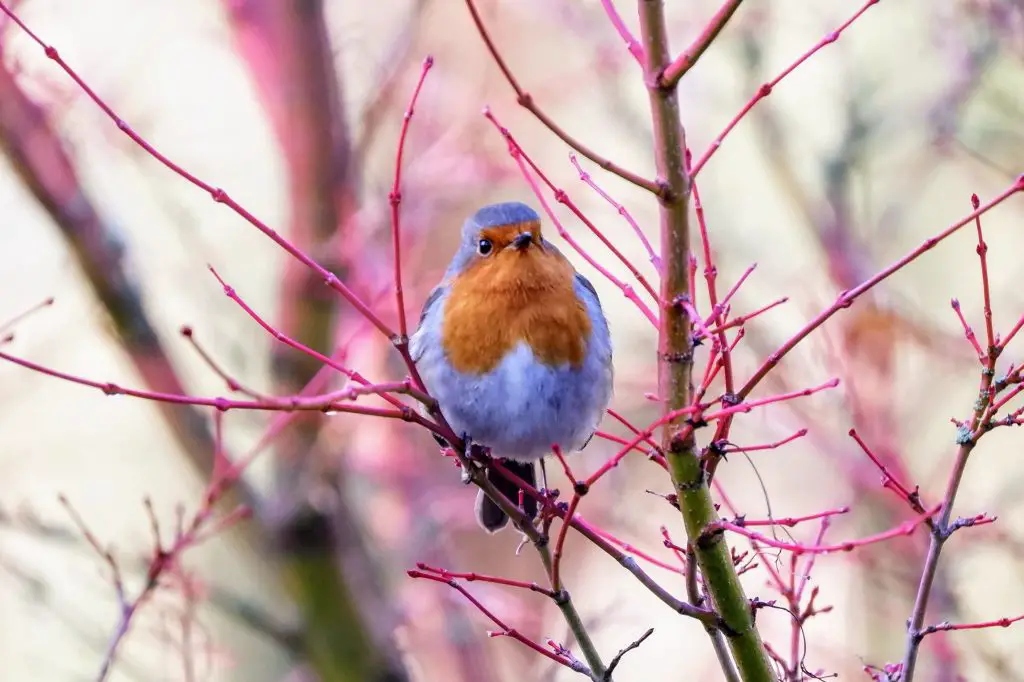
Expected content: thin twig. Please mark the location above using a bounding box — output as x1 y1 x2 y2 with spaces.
464 0 661 195
660 0 744 88
602 628 654 680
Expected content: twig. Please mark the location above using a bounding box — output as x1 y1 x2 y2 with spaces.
690 0 882 178
408 571 592 677
414 563 558 598
899 202 1022 678
464 0 661 195
737 179 1024 402
570 154 662 272
484 110 661 326
849 429 928 516
972 192 997 353
390 56 434 341
0 0 395 340
659 0 744 88
917 614 1024 639
597 0 644 65
699 506 939 556
602 628 654 680
0 297 54 336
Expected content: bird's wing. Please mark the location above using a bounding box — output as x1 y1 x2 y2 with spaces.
410 284 446 362
574 272 601 306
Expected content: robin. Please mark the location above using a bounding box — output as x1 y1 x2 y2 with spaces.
410 201 613 532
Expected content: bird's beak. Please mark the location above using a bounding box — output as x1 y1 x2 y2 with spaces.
511 232 533 250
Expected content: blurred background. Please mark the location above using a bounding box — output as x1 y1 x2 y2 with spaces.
1 0 1023 680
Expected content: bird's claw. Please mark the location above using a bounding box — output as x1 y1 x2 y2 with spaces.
461 432 490 462
458 432 488 484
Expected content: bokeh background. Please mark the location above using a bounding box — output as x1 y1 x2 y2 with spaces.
1 0 1023 680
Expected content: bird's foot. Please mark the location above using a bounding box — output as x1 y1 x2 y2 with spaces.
462 432 489 460
459 432 491 484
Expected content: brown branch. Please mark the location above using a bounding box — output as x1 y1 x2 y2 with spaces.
636 1 774 679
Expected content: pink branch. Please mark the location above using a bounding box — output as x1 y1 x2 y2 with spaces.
703 264 757 329
950 298 984 361
464 0 659 195
0 349 419 420
549 444 583 592
722 429 808 454
699 378 839 423
688 171 741 455
971 193 997 352
207 266 424 410
918 614 1024 638
586 524 685 575
705 506 940 556
180 326 268 401
702 296 788 337
1000 312 1024 352
0 0 395 339
551 493 581 593
414 563 557 598
606 408 662 452
391 56 434 340
849 428 927 514
598 0 645 65
736 179 1024 401
406 571 586 674
690 0 882 177
484 109 660 326
570 154 661 272
593 430 665 468
660 0 744 88
735 507 849 528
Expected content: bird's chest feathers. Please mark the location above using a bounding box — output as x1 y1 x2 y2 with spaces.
442 253 592 374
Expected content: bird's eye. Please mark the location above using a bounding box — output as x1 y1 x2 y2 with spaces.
477 238 493 256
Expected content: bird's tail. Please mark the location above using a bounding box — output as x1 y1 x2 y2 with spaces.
475 459 538 533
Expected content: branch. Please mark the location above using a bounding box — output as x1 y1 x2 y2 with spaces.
659 0 743 88
690 0 881 178
701 506 939 556
222 2 413 678
896 196 1024 678
481 458 609 679
484 111 660 326
916 614 1024 639
598 0 644 65
737 178 1024 402
0 46 258 510
899 272 1008 682
636 1 774 679
391 56 434 341
603 628 654 681
464 0 661 195
408 570 593 677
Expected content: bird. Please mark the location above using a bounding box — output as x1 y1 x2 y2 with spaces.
410 201 613 532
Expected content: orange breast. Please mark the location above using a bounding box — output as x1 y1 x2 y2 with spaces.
442 247 592 374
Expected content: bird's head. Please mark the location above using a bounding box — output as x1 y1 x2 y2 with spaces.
447 202 553 288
